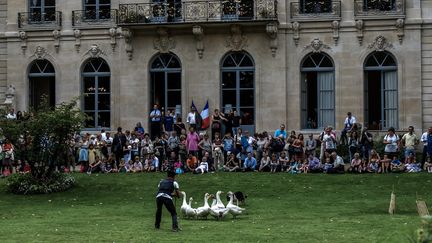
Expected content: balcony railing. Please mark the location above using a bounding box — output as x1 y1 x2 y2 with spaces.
290 1 341 21
18 11 62 30
354 0 405 19
118 0 277 25
72 9 118 28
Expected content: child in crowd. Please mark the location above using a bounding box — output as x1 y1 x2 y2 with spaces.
270 154 279 173
279 151 290 172
379 154 391 173
349 153 362 173
425 157 432 173
287 159 299 174
124 159 133 172
323 157 333 174
195 157 209 174
87 155 102 174
390 155 404 173
299 159 309 174
174 160 183 174
367 159 379 173
161 159 170 172
406 154 421 173
131 157 143 173
118 159 127 173
308 154 321 173
259 152 271 172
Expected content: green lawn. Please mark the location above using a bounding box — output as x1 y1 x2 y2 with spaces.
0 172 430 242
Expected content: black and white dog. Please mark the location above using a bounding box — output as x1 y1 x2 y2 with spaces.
227 191 247 206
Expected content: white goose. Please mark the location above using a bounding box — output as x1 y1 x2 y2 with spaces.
180 191 189 218
195 193 212 219
210 191 230 220
185 197 197 219
226 191 246 218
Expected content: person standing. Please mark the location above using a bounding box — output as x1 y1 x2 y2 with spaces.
155 171 181 232
341 112 356 145
164 109 175 136
274 124 287 139
187 107 198 130
401 126 419 163
150 104 162 139
112 127 126 166
421 127 432 169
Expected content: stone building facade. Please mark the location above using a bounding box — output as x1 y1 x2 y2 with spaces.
0 0 430 133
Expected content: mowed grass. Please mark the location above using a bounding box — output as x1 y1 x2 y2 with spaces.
0 172 431 243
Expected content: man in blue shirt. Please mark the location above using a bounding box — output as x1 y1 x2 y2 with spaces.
243 152 257 172
274 124 287 139
150 104 162 139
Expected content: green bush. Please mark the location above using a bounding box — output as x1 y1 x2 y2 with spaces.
5 172 76 195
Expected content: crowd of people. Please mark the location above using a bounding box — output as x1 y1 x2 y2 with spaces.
1 106 432 177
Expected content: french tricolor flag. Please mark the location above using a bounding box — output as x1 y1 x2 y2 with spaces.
200 100 210 129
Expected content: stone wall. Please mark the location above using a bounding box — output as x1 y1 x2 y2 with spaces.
0 0 6 102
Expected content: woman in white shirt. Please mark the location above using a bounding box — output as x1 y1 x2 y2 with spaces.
383 127 400 159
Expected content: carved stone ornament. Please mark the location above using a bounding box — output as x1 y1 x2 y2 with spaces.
331 21 340 45
123 28 133 60
73 29 81 52
355 20 364 46
31 46 48 59
109 27 118 51
84 44 106 58
395 18 405 44
225 25 248 51
266 22 278 57
154 28 175 54
53 29 60 52
4 84 16 107
19 31 27 54
292 22 300 46
368 35 393 52
192 25 204 59
304 38 330 53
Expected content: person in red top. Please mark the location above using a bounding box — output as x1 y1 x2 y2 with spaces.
2 139 14 176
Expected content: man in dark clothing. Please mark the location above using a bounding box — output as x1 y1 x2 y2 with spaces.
112 127 126 166
155 171 181 232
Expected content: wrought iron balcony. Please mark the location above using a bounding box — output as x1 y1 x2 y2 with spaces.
354 0 405 19
118 0 277 26
72 9 118 28
290 1 341 22
18 11 62 30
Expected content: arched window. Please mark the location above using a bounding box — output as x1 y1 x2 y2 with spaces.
301 52 335 129
29 59 55 109
82 58 111 129
221 51 255 129
150 53 181 115
364 51 398 130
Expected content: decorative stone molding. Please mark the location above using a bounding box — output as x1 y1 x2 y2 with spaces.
192 25 204 59
225 24 247 51
19 31 27 54
31 46 48 59
154 28 175 54
53 29 60 53
368 35 393 51
123 28 133 60
266 22 278 57
303 38 330 53
292 22 300 46
109 28 117 51
395 18 405 44
4 84 16 109
331 21 340 45
84 44 106 59
355 20 364 46
73 29 82 53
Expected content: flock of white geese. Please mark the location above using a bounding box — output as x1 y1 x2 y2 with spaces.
179 191 246 220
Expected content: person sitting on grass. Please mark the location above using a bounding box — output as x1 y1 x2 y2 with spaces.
279 151 290 172
405 153 421 173
131 157 143 173
390 155 404 173
270 153 279 173
308 154 321 173
299 159 309 174
104 158 114 173
367 158 379 173
331 152 345 173
224 152 240 172
195 156 209 174
149 154 159 172
243 152 257 172
379 154 391 173
425 156 432 173
118 159 127 173
287 158 300 174
323 157 333 174
259 152 271 172
174 160 183 174
348 153 362 173
87 155 102 174
161 159 170 172
185 153 197 172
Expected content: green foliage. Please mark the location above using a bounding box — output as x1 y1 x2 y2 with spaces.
0 98 85 181
5 172 76 195
411 216 432 243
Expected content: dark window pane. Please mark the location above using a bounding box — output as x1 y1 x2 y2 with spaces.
97 59 110 72
302 56 316 68
84 94 96 110
98 112 111 128
301 0 332 14
365 0 395 11
98 76 110 93
222 56 236 67
239 55 253 67
83 62 95 72
167 91 181 108
239 108 254 125
99 0 111 5
239 90 254 106
365 55 379 67
232 53 244 66
85 7 97 19
239 71 254 88
167 73 181 89
98 94 110 110
85 112 96 128
222 72 236 89
167 56 181 68
45 0 56 7
382 54 396 66
320 56 333 67
222 90 236 108
85 0 97 5
44 8 56 21
31 0 42 7
29 60 55 74
84 77 96 93
152 57 164 69
29 61 42 73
